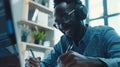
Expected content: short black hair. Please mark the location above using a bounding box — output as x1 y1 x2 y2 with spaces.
54 0 82 8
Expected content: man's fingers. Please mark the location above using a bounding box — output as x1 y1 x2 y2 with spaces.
57 52 69 63
28 57 40 67
57 51 74 65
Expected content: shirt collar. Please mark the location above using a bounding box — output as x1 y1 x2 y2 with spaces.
80 26 92 45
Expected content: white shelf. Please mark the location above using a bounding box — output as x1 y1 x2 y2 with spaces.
29 1 53 14
18 20 54 31
21 42 53 51
16 0 54 66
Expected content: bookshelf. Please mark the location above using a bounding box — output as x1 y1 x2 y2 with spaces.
21 42 53 51
29 1 53 14
13 0 54 67
18 20 54 31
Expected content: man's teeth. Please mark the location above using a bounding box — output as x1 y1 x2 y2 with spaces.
65 29 71 33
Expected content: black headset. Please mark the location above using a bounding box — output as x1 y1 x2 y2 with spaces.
75 3 87 21
54 0 88 21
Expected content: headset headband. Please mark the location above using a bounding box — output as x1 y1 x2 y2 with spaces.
54 0 82 8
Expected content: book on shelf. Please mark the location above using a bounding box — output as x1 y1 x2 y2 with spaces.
28 8 48 27
28 8 39 22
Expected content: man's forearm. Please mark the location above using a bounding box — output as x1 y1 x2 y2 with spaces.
87 57 107 67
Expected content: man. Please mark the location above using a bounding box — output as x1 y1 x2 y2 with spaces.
29 0 120 67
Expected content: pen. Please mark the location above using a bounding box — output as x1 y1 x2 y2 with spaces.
57 42 73 65
65 42 73 53
30 48 35 58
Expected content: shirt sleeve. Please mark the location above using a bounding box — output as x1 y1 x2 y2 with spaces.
99 28 120 67
40 36 68 67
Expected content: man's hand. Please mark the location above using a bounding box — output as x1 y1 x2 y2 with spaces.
28 57 41 67
58 51 106 67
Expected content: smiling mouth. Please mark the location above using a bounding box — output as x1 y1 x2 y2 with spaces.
64 28 73 37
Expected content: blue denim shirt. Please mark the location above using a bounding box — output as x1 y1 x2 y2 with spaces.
41 26 120 67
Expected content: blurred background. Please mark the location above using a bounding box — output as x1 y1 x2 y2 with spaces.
0 0 120 67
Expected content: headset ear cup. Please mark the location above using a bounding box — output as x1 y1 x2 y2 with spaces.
75 4 87 21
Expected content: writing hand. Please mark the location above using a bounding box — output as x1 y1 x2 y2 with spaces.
58 51 106 67
28 57 41 67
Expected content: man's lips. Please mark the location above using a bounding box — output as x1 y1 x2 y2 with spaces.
64 28 72 36
60 24 73 36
